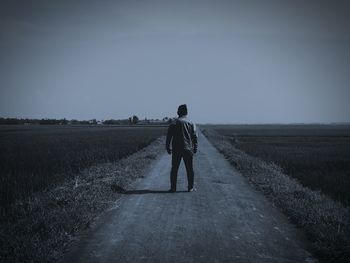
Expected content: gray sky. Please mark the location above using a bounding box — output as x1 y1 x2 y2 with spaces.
1 0 350 123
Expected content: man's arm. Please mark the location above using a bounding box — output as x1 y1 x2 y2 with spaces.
166 123 174 154
192 123 198 153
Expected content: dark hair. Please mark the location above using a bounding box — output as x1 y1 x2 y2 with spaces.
177 104 188 116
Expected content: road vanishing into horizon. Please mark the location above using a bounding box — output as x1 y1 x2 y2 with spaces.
62 131 315 263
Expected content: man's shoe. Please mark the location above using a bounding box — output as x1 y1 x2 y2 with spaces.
168 189 176 193
188 188 196 192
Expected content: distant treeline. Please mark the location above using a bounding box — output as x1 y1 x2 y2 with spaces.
0 116 172 125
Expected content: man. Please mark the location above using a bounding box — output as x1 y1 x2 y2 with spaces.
166 104 198 192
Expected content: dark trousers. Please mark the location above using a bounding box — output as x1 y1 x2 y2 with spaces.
170 150 194 191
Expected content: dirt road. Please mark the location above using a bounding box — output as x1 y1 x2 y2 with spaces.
63 131 315 262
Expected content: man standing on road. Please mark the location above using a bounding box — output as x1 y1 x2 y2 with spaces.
166 104 198 192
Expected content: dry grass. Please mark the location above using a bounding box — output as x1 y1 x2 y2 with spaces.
202 128 350 262
207 124 350 206
0 137 165 263
0 125 166 205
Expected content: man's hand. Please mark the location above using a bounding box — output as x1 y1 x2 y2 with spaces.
166 147 172 155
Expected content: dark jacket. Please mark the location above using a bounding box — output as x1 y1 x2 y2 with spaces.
166 116 198 153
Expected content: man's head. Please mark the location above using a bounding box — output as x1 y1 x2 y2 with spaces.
177 104 188 117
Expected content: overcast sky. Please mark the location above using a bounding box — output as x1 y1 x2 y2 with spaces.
1 0 350 123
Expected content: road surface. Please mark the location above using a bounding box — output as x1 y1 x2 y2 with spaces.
63 131 315 262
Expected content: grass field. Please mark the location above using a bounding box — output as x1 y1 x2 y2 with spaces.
0 124 167 261
206 124 350 206
202 126 350 260
0 125 167 206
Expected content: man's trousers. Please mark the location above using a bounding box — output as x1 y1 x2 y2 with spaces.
170 150 194 191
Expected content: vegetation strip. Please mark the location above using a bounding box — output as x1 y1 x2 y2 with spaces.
202 128 350 262
0 125 166 205
203 124 350 206
0 137 165 263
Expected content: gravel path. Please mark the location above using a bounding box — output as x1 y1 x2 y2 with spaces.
62 131 315 263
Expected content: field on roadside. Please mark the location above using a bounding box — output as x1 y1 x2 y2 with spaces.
0 125 167 206
202 125 350 260
204 124 350 205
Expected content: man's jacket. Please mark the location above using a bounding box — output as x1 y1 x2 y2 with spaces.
166 116 198 153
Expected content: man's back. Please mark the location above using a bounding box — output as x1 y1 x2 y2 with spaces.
166 104 197 192
166 116 198 152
